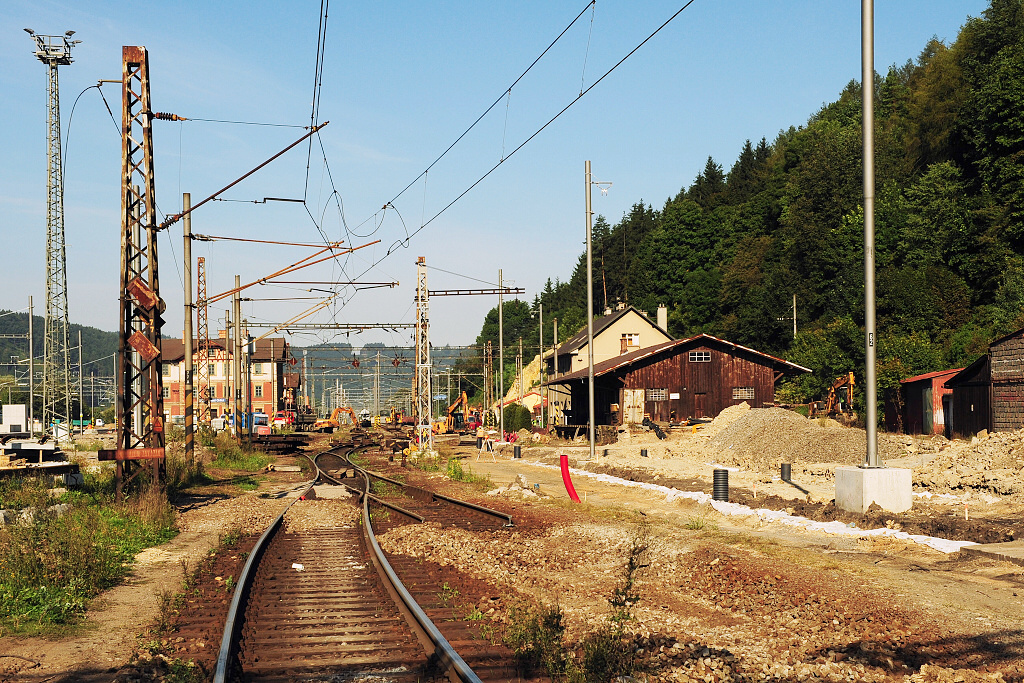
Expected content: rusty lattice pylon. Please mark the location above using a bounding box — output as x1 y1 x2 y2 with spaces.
107 46 165 500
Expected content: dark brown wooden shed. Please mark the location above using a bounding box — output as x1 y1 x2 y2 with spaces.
545 333 810 426
942 326 1024 437
944 355 991 437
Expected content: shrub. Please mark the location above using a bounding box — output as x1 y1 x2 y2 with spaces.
502 403 533 432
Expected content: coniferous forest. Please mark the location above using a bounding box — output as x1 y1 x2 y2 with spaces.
472 1 1024 411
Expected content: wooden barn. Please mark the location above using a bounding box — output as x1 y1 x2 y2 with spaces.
944 356 991 437
943 326 1024 437
544 333 810 426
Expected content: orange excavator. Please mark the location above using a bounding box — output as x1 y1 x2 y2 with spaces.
314 406 357 433
810 372 856 422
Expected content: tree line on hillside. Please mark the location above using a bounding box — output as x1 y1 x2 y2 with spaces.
466 1 1024 416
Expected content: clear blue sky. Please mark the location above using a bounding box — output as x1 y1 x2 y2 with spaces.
0 1 988 353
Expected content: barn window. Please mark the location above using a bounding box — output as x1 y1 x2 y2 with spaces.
689 351 710 362
732 387 755 400
646 388 667 401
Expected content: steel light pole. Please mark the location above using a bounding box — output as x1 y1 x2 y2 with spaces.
585 160 611 462
863 0 880 468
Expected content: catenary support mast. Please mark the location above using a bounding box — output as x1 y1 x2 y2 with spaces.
27 30 78 439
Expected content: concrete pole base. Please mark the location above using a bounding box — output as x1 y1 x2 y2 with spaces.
835 466 912 514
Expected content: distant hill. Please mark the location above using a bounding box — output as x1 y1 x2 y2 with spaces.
0 310 118 375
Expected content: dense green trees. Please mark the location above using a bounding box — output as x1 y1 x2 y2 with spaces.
473 2 1024 419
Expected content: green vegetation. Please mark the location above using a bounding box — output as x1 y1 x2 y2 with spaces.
504 519 652 682
0 476 176 635
502 403 533 433
444 457 492 489
208 433 272 472
458 2 1024 422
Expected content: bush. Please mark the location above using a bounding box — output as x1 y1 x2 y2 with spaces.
502 403 533 433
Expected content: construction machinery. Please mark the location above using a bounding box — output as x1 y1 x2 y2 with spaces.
313 406 357 433
810 372 856 423
433 391 482 434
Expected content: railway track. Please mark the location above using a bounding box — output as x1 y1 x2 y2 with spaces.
213 442 527 682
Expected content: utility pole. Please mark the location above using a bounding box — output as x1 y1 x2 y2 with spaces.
539 304 544 429
28 296 34 432
182 193 194 464
862 0 879 468
27 30 78 439
585 160 611 461
585 161 596 461
77 330 83 429
498 269 504 438
233 276 242 442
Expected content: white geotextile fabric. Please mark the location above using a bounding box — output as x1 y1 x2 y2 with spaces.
523 459 977 554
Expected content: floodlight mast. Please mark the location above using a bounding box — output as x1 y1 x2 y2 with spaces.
28 31 79 441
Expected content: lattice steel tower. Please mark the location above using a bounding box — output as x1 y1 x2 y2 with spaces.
27 29 79 436
195 256 210 425
414 257 433 450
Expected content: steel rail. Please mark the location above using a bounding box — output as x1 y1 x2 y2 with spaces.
212 448 327 683
354 464 484 683
314 454 425 522
215 442 483 682
355 462 515 527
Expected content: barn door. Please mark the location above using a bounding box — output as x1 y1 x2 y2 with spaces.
694 393 707 419
623 389 645 423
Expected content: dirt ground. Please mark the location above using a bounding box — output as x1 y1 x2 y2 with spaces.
3 408 1024 681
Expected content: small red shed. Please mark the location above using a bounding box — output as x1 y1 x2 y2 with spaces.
888 369 961 436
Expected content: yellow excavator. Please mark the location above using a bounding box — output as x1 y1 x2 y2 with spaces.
810 372 856 421
314 406 357 433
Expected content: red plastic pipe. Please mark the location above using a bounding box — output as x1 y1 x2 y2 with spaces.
559 454 581 503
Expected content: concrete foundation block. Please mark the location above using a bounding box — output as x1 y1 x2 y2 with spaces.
835 466 912 514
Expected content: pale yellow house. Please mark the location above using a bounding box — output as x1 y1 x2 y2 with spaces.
543 304 672 425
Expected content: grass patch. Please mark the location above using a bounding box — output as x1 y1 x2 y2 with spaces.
445 457 493 489
684 512 716 531
208 433 272 472
370 479 404 497
0 477 176 636
234 476 261 492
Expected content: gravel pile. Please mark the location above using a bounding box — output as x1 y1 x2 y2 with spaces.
914 429 1024 496
708 407 905 472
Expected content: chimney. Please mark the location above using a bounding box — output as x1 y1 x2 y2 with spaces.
657 304 668 331
616 301 626 311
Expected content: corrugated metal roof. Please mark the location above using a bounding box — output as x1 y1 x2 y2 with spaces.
545 333 810 384
900 368 963 385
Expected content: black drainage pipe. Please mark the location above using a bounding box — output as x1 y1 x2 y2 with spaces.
713 469 729 502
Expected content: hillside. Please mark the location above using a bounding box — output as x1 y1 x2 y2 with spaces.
471 0 1024 410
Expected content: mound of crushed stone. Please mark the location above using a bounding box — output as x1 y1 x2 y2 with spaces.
707 407 905 472
914 429 1024 495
